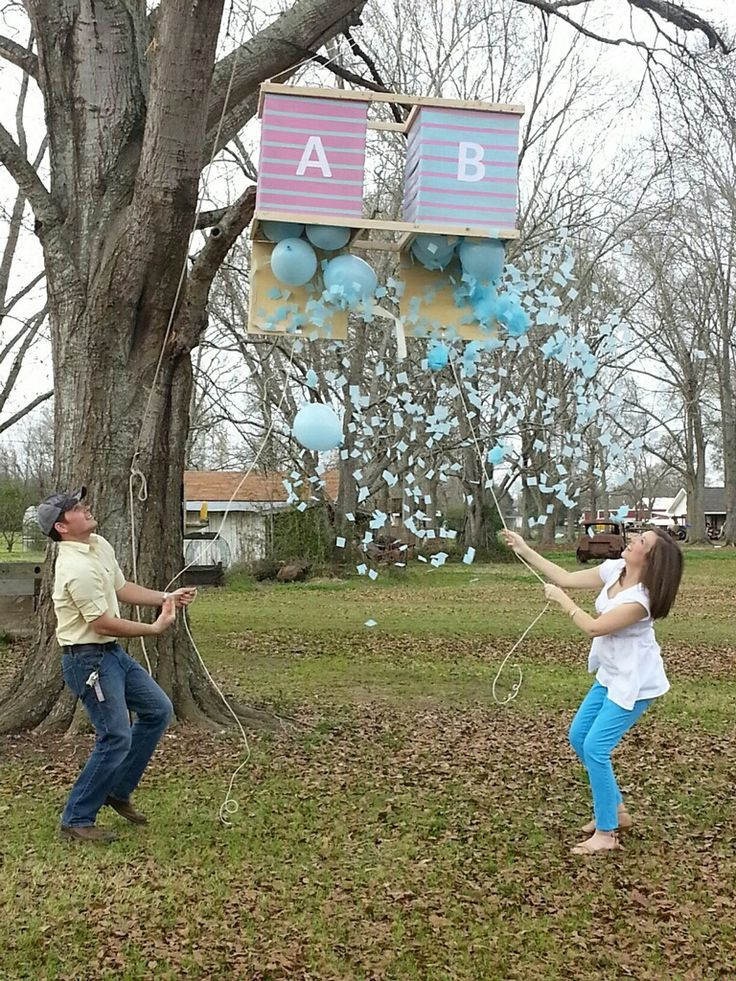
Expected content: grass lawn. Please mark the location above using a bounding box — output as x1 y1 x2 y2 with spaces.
0 537 46 563
2 549 736 979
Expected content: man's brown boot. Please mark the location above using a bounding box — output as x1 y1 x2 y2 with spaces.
105 796 148 825
60 825 118 843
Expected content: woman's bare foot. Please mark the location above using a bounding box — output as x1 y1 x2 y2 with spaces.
581 805 632 835
571 830 622 856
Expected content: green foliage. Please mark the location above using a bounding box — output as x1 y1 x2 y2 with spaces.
270 505 333 564
0 480 35 553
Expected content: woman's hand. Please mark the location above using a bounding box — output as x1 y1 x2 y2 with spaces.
544 583 568 607
500 529 528 554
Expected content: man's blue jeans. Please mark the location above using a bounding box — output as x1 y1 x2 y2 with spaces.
61 643 173 828
569 681 652 832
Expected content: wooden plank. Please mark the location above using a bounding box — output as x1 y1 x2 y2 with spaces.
247 239 348 338
259 82 525 117
253 211 520 245
367 120 408 132
404 105 420 131
0 579 36 597
398 254 500 342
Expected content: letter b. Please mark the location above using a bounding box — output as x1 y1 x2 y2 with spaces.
457 142 485 183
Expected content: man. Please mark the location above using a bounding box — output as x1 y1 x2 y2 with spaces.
37 486 197 843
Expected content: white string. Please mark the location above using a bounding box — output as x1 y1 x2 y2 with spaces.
128 466 153 675
449 356 550 704
180 610 250 826
123 33 435 820
130 339 298 825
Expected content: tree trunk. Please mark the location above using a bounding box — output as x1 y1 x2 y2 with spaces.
718 335 736 545
683 377 709 543
0 0 367 733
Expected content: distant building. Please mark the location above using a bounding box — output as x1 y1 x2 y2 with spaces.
183 470 339 568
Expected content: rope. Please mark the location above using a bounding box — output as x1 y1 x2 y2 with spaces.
449 356 550 704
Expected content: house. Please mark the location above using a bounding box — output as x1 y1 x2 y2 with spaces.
703 486 727 535
583 487 725 532
182 470 339 568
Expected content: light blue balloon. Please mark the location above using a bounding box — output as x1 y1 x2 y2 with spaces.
292 403 343 452
459 238 506 283
323 254 378 303
262 220 304 243
305 224 352 251
271 238 317 287
427 343 449 371
411 234 455 270
488 444 507 465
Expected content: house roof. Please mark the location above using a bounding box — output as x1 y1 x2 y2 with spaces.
183 469 339 504
703 486 726 514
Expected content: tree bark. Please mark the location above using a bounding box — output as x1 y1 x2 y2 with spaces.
717 325 736 545
683 377 709 544
0 0 366 733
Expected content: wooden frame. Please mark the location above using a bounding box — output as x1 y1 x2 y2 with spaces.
252 211 521 253
258 82 525 118
250 82 522 343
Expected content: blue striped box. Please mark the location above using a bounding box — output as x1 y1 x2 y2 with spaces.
402 106 520 230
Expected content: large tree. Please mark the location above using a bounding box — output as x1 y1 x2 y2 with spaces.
0 0 366 734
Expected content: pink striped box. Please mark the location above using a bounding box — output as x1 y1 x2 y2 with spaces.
256 93 368 219
402 106 521 231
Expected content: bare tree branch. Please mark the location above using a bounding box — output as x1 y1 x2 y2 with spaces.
179 185 257 352
0 390 54 436
628 0 732 53
515 0 732 55
0 34 38 78
0 121 57 229
205 0 367 156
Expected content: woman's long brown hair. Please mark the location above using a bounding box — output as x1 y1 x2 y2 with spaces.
642 528 684 620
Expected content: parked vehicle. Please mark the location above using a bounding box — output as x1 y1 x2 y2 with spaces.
576 521 626 564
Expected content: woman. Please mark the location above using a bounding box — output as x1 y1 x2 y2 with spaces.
501 528 683 855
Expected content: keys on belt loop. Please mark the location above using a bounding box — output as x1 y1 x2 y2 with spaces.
85 670 105 702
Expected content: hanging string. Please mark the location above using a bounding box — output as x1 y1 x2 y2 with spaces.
449 356 550 705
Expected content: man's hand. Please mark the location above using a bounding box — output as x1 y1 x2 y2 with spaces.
169 587 197 608
152 597 177 635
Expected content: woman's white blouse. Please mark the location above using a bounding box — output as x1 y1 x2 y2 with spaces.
588 559 669 710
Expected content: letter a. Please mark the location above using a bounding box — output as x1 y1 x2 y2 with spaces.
296 136 333 178
457 142 485 183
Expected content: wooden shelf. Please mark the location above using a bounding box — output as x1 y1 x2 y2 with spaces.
252 211 520 253
259 82 525 118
